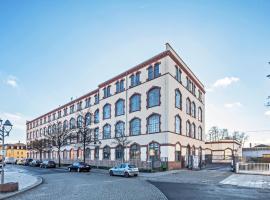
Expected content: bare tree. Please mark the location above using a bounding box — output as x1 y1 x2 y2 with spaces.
111 133 131 163
219 129 229 140
28 139 49 161
46 120 73 167
232 131 248 147
208 126 219 142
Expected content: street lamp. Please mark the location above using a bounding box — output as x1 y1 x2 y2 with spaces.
0 119 13 184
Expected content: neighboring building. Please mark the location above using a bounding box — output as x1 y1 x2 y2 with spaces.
205 140 242 163
26 43 205 170
0 142 27 160
243 144 270 158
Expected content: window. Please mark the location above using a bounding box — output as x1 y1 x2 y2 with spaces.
115 121 125 137
103 124 111 139
115 99 124 116
53 113 56 120
115 145 124 160
103 86 111 98
70 105 74 114
198 91 202 102
77 101 82 111
154 63 160 78
130 118 141 136
85 148 91 158
198 107 202 122
94 128 99 141
77 115 83 128
130 72 141 87
175 115 182 134
149 142 160 160
70 118 76 129
103 104 111 119
94 94 99 104
120 80 125 92
130 144 140 160
186 98 191 115
147 114 161 133
94 109 99 124
64 108 68 116
191 102 196 118
103 146 110 159
57 110 61 119
63 120 68 131
85 98 91 108
130 94 141 112
147 87 161 108
175 89 182 109
198 126 203 141
175 66 182 82
130 75 135 87
191 123 196 138
148 65 154 80
94 146 99 159
186 120 191 137
85 112 91 126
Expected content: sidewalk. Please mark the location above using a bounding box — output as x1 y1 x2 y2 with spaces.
220 174 270 189
0 171 42 199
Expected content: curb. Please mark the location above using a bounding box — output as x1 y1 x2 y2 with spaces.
0 176 43 200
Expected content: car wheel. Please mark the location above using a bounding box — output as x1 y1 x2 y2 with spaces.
134 174 138 177
68 168 71 172
124 172 129 178
77 168 80 173
109 170 114 176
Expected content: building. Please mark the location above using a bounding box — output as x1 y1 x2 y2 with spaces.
243 144 270 158
26 43 205 170
205 140 242 163
0 142 27 160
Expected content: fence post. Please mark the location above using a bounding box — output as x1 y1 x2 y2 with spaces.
236 162 239 173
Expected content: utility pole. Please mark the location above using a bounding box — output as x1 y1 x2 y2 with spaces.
266 62 270 107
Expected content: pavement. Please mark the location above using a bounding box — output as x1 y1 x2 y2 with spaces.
221 174 270 189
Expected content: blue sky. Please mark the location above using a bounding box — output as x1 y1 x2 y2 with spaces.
0 0 270 145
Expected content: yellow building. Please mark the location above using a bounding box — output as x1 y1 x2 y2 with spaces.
0 142 27 160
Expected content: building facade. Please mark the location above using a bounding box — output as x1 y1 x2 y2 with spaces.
0 142 27 160
26 43 205 170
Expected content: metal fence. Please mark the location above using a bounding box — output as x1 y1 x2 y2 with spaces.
236 162 270 175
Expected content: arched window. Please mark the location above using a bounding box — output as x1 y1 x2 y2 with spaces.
191 102 196 118
103 104 111 119
85 112 91 126
147 114 161 134
103 146 111 159
63 120 68 131
103 124 111 139
115 121 125 137
191 123 196 138
85 148 91 159
175 89 182 109
186 98 191 115
52 124 56 134
115 99 125 116
70 118 76 129
77 115 83 128
130 94 141 112
186 121 191 137
147 87 161 108
130 118 141 136
198 126 203 141
198 107 202 122
115 145 124 160
175 115 182 134
149 142 160 160
94 109 99 124
130 144 140 160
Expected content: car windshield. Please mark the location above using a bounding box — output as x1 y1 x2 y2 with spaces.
128 165 136 168
78 162 86 165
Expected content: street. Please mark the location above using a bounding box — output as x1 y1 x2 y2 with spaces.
4 165 270 200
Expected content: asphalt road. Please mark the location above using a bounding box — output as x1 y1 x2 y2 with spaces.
149 181 270 200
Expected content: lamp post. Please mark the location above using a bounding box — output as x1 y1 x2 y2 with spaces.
0 119 13 184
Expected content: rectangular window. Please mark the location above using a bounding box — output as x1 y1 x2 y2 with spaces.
94 94 99 104
70 105 74 114
120 80 125 92
154 63 160 78
175 66 181 82
135 73 140 85
148 66 154 80
130 75 135 87
116 81 120 93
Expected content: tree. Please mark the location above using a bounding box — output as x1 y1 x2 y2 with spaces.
208 126 219 142
46 120 73 167
111 133 131 163
28 139 49 161
232 131 248 147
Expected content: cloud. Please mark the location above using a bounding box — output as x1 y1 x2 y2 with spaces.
5 75 18 88
264 110 270 116
0 112 28 131
207 76 239 92
224 102 243 108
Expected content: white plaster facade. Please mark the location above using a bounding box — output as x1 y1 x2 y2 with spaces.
26 43 205 169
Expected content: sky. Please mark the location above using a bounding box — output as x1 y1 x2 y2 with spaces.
0 0 270 146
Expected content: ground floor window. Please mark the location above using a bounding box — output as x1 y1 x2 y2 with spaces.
175 151 181 162
130 144 140 160
94 147 99 159
103 146 110 159
149 142 160 160
115 145 124 160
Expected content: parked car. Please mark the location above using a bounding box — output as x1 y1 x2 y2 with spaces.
16 158 25 165
29 159 42 167
4 157 16 164
68 162 91 172
40 160 56 168
24 158 33 166
109 163 139 177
